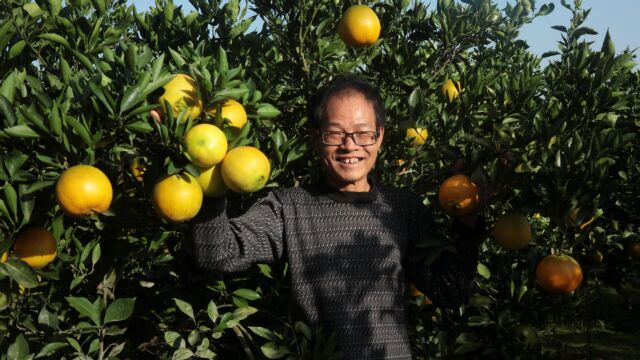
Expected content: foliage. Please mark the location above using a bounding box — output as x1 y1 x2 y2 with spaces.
0 0 638 358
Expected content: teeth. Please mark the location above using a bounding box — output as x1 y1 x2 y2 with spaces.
340 158 360 164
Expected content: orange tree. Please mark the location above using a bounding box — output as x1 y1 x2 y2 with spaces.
1 0 638 358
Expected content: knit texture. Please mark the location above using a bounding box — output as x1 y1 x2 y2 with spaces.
191 181 482 359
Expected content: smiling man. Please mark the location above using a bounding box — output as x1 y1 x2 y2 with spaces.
192 75 485 359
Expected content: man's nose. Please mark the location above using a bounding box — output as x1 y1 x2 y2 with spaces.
340 134 360 150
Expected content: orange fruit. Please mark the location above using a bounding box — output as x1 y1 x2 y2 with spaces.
628 242 640 259
492 213 532 250
196 165 228 197
440 79 463 102
406 127 428 147
437 174 480 217
56 165 113 217
207 99 248 131
535 254 583 293
221 146 271 194
567 208 595 231
183 124 228 168
338 5 381 47
152 173 203 223
13 228 57 269
158 74 203 121
129 158 146 182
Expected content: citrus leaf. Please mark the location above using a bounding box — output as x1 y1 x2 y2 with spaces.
38 33 70 48
260 342 291 359
0 94 17 125
4 259 39 288
232 288 261 300
173 298 195 321
3 124 40 138
256 103 281 119
8 40 27 59
126 120 154 133
65 296 102 326
232 306 257 321
7 334 30 360
248 326 280 341
207 300 218 323
35 342 67 359
477 263 491 280
104 298 136 324
23 3 44 17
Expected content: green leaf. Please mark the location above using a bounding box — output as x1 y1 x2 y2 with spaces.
38 33 70 48
173 298 195 321
8 40 27 59
35 342 67 358
3 124 40 138
4 259 39 288
24 181 55 194
7 334 30 360
260 342 290 359
23 3 44 17
168 48 186 68
65 116 93 146
232 288 261 300
38 306 59 329
4 150 29 178
48 0 62 15
0 94 17 125
477 263 490 280
0 71 17 103
207 300 219 323
104 298 136 324
536 3 554 16
126 120 154 133
232 306 257 321
218 47 228 73
3 183 18 219
172 348 194 360
249 326 280 341
256 103 281 119
65 296 102 326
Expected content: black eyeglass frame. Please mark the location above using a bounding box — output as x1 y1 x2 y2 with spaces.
318 130 380 146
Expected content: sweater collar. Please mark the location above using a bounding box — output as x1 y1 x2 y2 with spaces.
314 177 378 203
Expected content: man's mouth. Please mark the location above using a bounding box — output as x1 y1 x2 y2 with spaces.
338 157 364 164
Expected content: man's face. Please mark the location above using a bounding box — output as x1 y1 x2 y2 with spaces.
314 92 384 192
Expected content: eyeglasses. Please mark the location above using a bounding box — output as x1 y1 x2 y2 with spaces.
320 131 379 146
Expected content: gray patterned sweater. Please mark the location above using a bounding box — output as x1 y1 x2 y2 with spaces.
191 180 483 359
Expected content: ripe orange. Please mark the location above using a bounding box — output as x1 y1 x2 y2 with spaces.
628 242 640 259
207 99 248 131
158 74 203 121
152 173 203 223
492 213 532 250
437 174 480 217
13 228 57 269
338 5 381 47
196 165 228 197
183 124 228 168
56 165 113 217
221 146 271 194
440 79 462 102
535 254 583 293
567 208 595 231
406 127 428 147
129 158 146 182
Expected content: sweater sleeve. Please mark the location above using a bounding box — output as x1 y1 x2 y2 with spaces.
404 202 485 309
190 192 285 273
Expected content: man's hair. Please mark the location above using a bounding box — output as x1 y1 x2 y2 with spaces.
307 75 387 129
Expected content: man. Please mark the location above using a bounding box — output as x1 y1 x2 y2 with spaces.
192 75 484 359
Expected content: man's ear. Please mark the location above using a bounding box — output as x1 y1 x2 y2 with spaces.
377 127 385 143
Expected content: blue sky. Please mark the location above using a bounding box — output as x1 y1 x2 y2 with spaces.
129 0 639 58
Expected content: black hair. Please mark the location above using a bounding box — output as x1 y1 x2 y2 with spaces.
307 75 387 129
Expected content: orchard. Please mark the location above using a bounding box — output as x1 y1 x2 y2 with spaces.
1 0 639 358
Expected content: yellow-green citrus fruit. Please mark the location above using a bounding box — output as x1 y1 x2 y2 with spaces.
207 99 248 131
152 173 203 223
196 165 228 197
437 174 480 217
13 228 57 269
406 127 428 147
129 158 146 182
493 213 532 250
338 5 381 47
56 165 113 217
0 252 7 263
535 254 583 293
158 74 203 121
184 124 228 168
221 146 271 194
440 79 462 102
